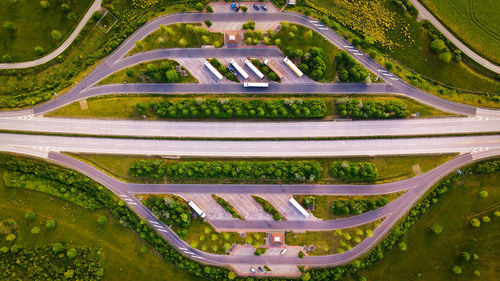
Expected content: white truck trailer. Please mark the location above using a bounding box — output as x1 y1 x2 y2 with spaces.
188 201 207 219
244 59 264 79
204 60 223 80
230 59 249 79
283 57 303 77
289 197 310 218
243 82 269 87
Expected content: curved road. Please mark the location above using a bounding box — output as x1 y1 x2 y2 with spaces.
0 0 102 69
409 0 500 74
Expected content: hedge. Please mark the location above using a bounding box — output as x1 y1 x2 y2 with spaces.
208 58 238 82
337 99 408 119
129 160 166 179
329 161 379 182
331 198 389 215
167 160 322 181
212 195 243 220
252 196 284 221
149 98 327 119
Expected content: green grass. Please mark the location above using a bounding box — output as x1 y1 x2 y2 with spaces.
286 220 381 255
348 171 499 281
99 59 197 84
0 0 94 62
294 193 403 220
420 0 500 66
129 23 224 55
68 153 457 185
0 169 203 281
299 0 500 94
45 94 454 119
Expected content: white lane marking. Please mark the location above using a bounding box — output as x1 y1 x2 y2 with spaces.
319 27 329 30
308 20 317 23
157 229 168 233
472 147 489 153
390 78 399 80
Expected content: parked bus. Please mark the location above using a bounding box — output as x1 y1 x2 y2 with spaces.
283 57 303 77
244 59 264 79
289 198 310 217
204 60 223 80
230 59 249 79
243 82 269 87
188 201 207 219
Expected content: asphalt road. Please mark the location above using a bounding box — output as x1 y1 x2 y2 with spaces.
2 116 499 138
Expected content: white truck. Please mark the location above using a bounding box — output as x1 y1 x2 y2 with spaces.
243 82 269 87
283 57 303 77
188 201 207 219
289 197 310 217
204 60 223 80
230 59 249 79
244 59 264 79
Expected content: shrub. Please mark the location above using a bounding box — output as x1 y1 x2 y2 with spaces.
52 243 65 254
452 265 462 274
461 251 470 261
430 39 446 53
129 160 166 179
40 1 49 9
398 242 406 251
335 51 369 82
470 218 481 227
195 2 204 11
31 227 41 234
67 12 77 21
10 243 23 253
331 197 388 215
5 234 16 242
45 220 56 230
67 248 77 258
479 190 488 198
204 19 212 27
206 5 213 13
337 98 408 119
126 69 135 77
212 195 243 219
3 21 17 33
481 216 490 223
241 6 248 12
473 270 480 277
61 4 70 12
34 46 45 56
97 215 108 226
51 30 62 41
25 211 36 221
140 246 148 253
252 196 284 221
133 102 148 115
298 251 305 258
165 69 179 82
430 223 443 235
439 52 452 63
329 161 378 182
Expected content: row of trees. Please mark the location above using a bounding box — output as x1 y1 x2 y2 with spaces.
143 196 191 229
212 195 243 219
147 98 327 119
252 196 284 221
329 161 379 182
334 51 370 82
0 245 104 280
129 160 166 179
336 98 408 119
137 61 180 83
331 198 389 215
167 160 322 181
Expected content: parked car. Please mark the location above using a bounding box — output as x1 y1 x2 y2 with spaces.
280 248 287 255
231 3 240 11
260 4 267 11
253 4 259 10
250 267 256 273
258 266 264 272
227 65 237 76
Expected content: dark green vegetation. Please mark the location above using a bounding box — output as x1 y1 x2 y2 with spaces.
420 0 500 65
0 154 203 281
335 51 369 82
286 220 380 256
331 198 389 216
143 195 191 229
252 196 284 221
208 58 239 82
46 95 453 120
129 23 223 55
269 22 342 82
250 58 280 82
166 160 322 181
0 0 201 109
129 159 166 179
148 98 327 119
337 98 408 119
212 194 243 220
291 0 500 107
0 0 93 62
100 59 196 84
329 161 379 182
351 162 499 281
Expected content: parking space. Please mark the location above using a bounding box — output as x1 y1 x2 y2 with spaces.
250 56 313 84
208 21 279 32
175 58 235 84
218 194 273 221
259 194 319 221
209 2 280 14
175 193 235 220
230 263 302 277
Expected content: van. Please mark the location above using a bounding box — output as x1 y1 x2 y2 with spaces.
280 248 287 255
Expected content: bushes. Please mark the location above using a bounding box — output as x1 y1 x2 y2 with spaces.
252 196 284 221
212 195 243 220
167 160 322 181
143 196 191 228
335 51 369 82
331 197 389 215
336 98 408 119
329 161 379 182
128 160 166 179
208 58 238 82
149 98 327 119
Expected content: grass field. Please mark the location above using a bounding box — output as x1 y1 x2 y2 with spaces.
99 59 197 84
301 0 500 94
348 171 499 281
69 153 457 185
128 23 224 55
45 94 454 119
420 0 500 65
0 169 203 281
286 220 381 255
0 0 94 62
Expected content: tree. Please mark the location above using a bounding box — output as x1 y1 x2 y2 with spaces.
10 244 23 253
61 4 70 12
0 247 8 254
359 277 367 281
481 216 490 223
25 211 36 221
206 5 213 13
5 234 16 242
241 6 248 12
140 246 148 253
439 52 452 63
31 227 41 234
228 272 237 280
430 39 446 53
398 241 407 251
135 41 144 49
461 251 471 261
195 2 204 11
67 248 77 258
452 265 462 274
52 243 65 253
479 190 488 198
473 270 480 277
166 69 179 82
67 12 77 21
64 269 75 278
301 272 311 281
204 19 212 27
268 72 277 81
430 223 443 235
40 1 49 9
3 21 16 33
133 102 148 115
470 218 481 227
178 38 187 47
35 46 45 56
46 219 56 230
126 69 135 77
51 30 62 41
97 215 108 226
298 251 305 258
